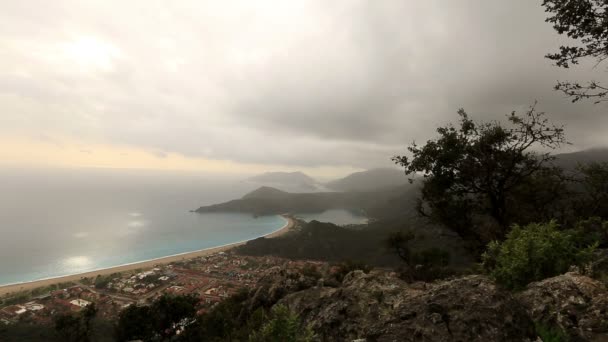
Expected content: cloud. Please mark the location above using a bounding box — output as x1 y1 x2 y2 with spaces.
0 0 606 171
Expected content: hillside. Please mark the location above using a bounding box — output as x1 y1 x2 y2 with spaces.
326 168 408 192
195 185 419 219
554 147 608 170
245 171 319 192
236 217 473 268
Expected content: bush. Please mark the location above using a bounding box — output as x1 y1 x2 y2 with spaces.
248 305 314 342
535 322 569 342
482 221 597 290
573 217 608 248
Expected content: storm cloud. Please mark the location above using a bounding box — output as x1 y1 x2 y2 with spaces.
1 0 606 170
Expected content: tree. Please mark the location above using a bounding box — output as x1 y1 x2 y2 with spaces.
114 305 154 342
54 303 97 342
114 294 198 341
393 105 567 250
386 231 414 266
542 0 608 103
576 162 608 218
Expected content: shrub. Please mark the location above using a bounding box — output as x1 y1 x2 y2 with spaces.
535 322 569 342
248 305 314 342
482 221 597 290
572 217 608 248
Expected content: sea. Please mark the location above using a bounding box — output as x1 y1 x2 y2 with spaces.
0 167 365 286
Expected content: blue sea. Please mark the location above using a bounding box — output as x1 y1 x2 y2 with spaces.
0 168 365 286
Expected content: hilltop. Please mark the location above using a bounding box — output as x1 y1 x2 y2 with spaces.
326 168 409 192
245 171 320 192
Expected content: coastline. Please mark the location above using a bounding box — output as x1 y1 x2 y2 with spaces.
0 214 294 298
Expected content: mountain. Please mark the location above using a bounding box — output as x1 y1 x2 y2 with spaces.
554 147 608 170
245 171 320 192
326 168 408 192
195 185 419 219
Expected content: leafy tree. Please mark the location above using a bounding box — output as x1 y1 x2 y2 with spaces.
386 231 415 265
114 294 198 341
576 162 608 219
248 305 314 342
151 294 198 340
114 305 154 342
482 221 597 290
542 0 608 103
54 303 97 342
179 290 250 341
393 106 567 250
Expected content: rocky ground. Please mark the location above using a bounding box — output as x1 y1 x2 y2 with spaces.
245 268 608 341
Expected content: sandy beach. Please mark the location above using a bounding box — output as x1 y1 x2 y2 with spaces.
0 214 294 297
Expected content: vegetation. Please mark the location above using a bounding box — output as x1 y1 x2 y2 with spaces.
114 294 198 341
535 322 570 342
236 219 471 270
393 106 567 251
542 0 608 103
574 162 608 220
386 231 452 281
54 303 98 342
248 305 315 342
482 221 597 290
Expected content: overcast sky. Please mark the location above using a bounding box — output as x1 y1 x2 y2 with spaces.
1 0 606 177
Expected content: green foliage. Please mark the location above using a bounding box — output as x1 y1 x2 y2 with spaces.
248 305 314 342
1 293 31 306
572 217 608 247
542 0 608 103
114 294 198 341
412 247 450 267
575 162 608 220
482 221 597 290
386 230 415 264
179 290 249 341
535 321 569 342
393 106 567 251
54 303 97 342
94 275 112 289
0 322 59 342
114 305 154 341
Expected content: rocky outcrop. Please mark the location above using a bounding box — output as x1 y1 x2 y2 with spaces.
516 272 608 341
243 267 608 341
278 271 535 341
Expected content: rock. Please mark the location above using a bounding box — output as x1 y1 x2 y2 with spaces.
279 271 535 341
517 272 608 341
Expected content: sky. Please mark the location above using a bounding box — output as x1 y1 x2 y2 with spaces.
1 0 607 178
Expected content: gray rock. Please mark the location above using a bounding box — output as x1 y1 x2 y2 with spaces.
516 272 608 341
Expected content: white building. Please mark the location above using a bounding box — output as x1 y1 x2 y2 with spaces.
69 299 91 308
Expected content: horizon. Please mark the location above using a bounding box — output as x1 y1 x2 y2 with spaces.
1 1 607 180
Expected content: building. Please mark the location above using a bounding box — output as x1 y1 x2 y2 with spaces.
69 299 91 308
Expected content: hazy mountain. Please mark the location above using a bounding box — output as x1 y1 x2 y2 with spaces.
554 147 608 170
242 186 290 200
245 171 320 192
326 168 408 192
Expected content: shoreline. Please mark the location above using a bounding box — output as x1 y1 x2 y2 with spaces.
0 214 294 298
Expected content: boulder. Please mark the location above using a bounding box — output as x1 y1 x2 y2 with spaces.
517 272 608 341
279 271 535 341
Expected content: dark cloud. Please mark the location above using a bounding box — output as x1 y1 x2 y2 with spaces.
0 0 606 170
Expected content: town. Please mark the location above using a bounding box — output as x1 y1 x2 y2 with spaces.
0 252 328 326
